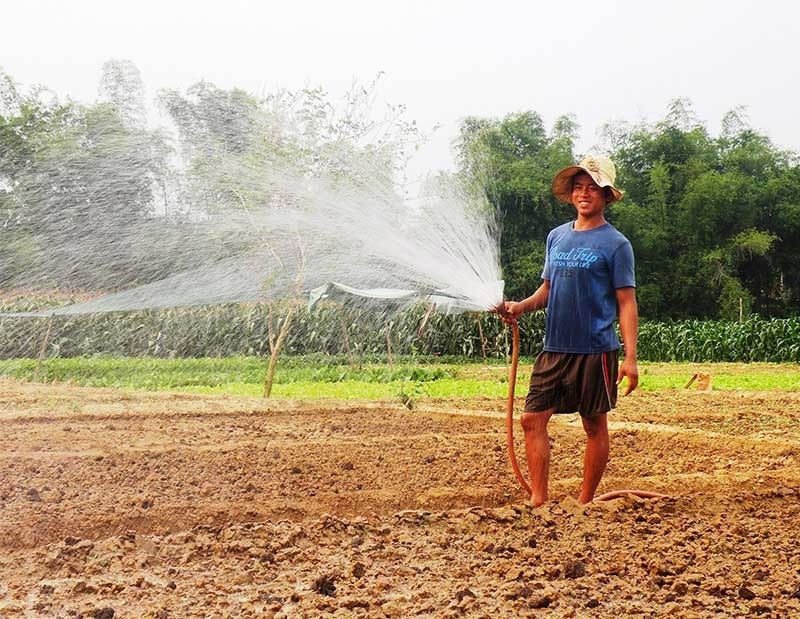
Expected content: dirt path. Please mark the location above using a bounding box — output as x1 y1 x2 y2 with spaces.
1 379 799 617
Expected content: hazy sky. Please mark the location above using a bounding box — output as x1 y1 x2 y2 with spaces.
2 0 797 181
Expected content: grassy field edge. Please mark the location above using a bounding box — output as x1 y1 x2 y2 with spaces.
1 356 798 398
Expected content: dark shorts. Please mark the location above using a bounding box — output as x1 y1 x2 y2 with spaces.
524 350 619 418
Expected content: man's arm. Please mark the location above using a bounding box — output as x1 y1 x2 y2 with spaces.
502 280 550 323
616 286 639 396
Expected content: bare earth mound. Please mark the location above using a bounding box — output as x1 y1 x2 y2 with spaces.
1 379 799 617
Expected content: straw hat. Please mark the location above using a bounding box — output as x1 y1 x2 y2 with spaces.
551 155 624 204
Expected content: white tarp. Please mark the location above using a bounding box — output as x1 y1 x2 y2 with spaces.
308 281 503 315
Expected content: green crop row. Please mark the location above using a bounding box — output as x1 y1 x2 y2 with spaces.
1 303 799 363
0 302 546 360
0 355 462 390
639 317 800 362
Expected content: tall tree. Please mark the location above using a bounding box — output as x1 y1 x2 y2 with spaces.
98 59 146 129
607 99 797 318
0 65 172 291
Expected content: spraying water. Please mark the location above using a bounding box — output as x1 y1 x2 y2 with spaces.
0 78 504 320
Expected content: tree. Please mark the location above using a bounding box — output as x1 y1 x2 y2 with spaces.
458 98 800 319
0 65 173 292
608 100 798 318
98 59 146 129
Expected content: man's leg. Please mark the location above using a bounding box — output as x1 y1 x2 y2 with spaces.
578 413 609 503
520 409 554 507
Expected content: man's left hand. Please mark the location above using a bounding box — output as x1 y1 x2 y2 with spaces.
618 358 639 396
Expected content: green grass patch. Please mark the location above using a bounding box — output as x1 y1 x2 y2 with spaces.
188 377 508 400
0 355 456 391
637 362 800 391
1 356 798 399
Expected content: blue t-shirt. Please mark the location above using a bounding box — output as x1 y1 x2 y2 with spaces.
541 221 635 353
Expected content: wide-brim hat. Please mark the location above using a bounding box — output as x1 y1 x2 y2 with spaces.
552 155 624 204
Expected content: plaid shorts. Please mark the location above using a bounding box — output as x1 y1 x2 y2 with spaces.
524 350 619 418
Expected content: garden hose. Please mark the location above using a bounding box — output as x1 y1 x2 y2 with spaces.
500 312 670 503
505 320 532 496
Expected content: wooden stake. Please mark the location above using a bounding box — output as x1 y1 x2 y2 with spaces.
416 303 436 338
263 302 297 398
339 310 354 364
385 322 394 366
262 237 307 398
476 315 487 360
34 316 54 382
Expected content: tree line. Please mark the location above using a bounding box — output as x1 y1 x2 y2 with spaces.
455 100 800 319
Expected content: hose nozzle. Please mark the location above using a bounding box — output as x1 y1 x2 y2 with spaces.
492 301 508 317
492 301 516 324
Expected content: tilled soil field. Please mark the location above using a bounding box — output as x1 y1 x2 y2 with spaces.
1 378 800 617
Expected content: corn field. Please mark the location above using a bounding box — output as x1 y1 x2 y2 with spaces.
1 303 798 362
638 317 800 362
0 302 545 360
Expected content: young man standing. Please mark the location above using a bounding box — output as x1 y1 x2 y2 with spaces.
502 155 639 507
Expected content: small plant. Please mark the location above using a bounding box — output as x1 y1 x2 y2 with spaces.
396 379 427 410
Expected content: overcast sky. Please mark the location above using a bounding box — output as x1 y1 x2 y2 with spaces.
2 0 797 181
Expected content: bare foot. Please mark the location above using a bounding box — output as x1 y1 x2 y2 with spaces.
530 494 548 508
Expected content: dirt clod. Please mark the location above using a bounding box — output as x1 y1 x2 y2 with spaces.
529 595 552 609
312 574 337 597
351 562 366 578
455 588 476 602
563 559 586 579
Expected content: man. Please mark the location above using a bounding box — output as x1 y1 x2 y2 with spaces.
502 155 639 507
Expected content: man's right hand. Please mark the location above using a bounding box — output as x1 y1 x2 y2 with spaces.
497 283 548 324
499 301 523 325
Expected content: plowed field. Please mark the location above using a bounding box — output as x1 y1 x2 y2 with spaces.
2 378 799 617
